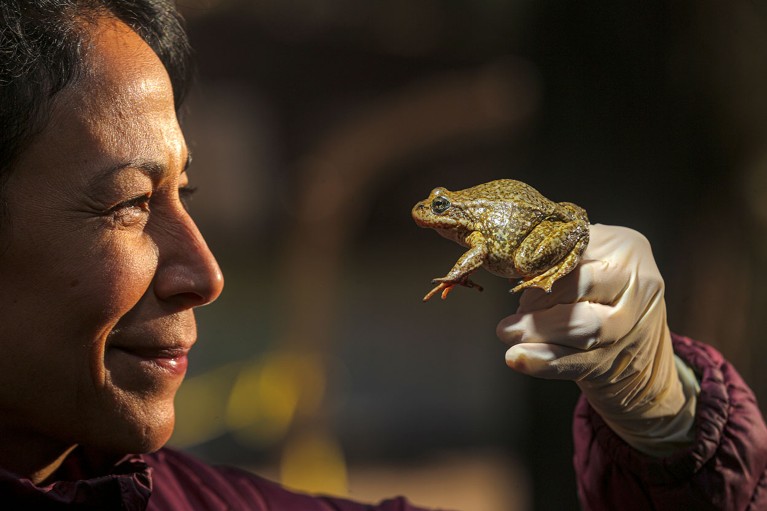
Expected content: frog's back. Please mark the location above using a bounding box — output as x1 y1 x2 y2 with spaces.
457 179 551 209
452 179 557 220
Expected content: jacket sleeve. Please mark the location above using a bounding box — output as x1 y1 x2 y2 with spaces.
572 333 767 511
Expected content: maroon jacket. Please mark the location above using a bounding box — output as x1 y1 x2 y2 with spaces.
147 449 435 510
1 335 765 510
0 447 435 510
574 334 767 510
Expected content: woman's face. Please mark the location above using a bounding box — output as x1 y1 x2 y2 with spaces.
0 19 223 459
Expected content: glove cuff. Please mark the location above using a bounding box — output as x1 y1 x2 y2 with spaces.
598 355 700 457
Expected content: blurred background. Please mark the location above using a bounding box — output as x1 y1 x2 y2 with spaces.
168 1 767 509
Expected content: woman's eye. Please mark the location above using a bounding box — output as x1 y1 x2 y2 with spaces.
179 185 197 211
109 194 151 225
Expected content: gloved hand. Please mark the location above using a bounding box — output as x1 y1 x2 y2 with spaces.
497 224 699 457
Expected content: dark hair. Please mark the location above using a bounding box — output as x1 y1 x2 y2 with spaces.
0 0 192 214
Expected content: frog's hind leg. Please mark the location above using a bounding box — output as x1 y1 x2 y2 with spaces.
512 230 589 293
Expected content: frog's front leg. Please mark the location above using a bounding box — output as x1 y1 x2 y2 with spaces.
511 220 589 293
423 231 488 301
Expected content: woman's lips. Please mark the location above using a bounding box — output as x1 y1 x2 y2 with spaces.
150 355 188 374
109 345 191 376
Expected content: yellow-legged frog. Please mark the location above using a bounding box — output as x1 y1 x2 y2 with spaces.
412 179 589 301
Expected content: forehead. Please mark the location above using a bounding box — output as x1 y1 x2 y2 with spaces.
72 20 174 129
14 17 185 184
81 18 168 101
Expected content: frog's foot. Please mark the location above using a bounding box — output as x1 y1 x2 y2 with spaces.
511 276 553 293
511 265 561 294
423 277 483 301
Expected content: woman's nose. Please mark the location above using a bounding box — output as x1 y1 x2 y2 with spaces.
153 211 224 308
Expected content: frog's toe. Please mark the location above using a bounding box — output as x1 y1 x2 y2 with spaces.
511 277 554 294
464 279 483 292
424 276 483 301
423 281 453 301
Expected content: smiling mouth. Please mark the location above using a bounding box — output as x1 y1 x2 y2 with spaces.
110 345 191 376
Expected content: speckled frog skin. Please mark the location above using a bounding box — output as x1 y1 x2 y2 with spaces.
412 179 589 301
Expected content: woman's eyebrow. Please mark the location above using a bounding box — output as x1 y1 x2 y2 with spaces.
91 153 191 186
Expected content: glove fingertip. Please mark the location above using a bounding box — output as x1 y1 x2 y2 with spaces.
505 345 550 375
496 314 527 343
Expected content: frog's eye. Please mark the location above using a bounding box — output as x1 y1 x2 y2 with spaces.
431 196 451 214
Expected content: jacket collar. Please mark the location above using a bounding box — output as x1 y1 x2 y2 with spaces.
0 451 152 510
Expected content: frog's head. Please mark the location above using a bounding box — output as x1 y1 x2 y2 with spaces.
412 187 472 241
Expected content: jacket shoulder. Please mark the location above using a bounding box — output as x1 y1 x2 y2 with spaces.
144 448 431 511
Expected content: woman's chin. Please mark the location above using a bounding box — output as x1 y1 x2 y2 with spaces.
85 397 176 456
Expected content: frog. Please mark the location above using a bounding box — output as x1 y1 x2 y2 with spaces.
412 179 589 301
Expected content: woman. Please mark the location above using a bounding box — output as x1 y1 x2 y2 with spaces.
0 1 764 509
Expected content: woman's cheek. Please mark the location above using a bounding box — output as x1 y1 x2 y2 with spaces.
86 234 160 319
81 236 159 381
107 236 159 313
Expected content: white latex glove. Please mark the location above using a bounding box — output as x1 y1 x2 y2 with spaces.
497 224 699 457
